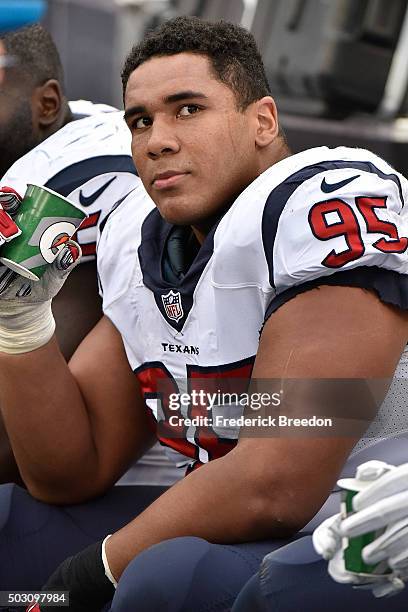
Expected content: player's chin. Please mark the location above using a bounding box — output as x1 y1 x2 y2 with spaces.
155 194 203 226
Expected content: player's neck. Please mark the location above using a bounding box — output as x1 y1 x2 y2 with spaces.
192 143 292 244
261 139 292 175
191 208 228 245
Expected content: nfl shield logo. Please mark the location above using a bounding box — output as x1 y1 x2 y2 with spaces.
162 290 184 323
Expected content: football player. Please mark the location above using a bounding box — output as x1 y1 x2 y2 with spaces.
0 24 136 484
0 26 178 486
0 16 408 611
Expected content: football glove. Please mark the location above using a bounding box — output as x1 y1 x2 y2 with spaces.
40 537 116 612
0 187 81 354
313 460 408 598
0 186 23 215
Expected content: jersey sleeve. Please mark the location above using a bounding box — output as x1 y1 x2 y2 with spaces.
1 147 49 198
59 167 140 261
262 158 408 319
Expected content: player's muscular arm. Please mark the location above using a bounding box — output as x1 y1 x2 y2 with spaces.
238 284 408 529
104 285 408 579
0 262 103 484
0 315 154 503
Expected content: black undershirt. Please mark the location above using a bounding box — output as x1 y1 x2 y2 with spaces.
162 226 201 285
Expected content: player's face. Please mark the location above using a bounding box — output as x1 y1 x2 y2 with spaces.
0 68 38 177
124 53 262 230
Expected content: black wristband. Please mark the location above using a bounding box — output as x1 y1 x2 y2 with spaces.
42 540 115 611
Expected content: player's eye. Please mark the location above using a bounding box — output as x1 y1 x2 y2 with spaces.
132 116 152 130
178 104 201 117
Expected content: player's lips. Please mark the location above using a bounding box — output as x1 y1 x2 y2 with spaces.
152 171 189 190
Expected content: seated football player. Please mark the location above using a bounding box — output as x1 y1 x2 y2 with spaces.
0 16 407 612
0 25 178 487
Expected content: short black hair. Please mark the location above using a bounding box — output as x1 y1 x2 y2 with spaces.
2 24 64 90
121 16 271 110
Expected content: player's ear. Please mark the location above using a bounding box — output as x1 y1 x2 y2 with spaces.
33 79 63 130
254 96 279 148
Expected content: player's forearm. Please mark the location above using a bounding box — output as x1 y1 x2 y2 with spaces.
105 447 299 580
0 336 99 499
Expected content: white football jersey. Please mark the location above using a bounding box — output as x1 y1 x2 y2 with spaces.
1 100 140 262
98 146 408 496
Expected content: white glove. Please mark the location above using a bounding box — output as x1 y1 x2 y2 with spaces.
0 187 82 354
343 463 408 574
313 460 408 598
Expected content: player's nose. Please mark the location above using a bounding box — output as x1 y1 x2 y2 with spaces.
147 117 180 159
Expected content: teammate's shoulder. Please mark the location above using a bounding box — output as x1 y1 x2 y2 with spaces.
48 107 129 151
68 99 118 118
20 101 129 172
5 109 133 196
99 182 155 238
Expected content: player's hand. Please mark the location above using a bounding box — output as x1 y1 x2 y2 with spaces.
0 186 81 354
0 241 81 354
342 463 408 589
313 460 408 598
312 513 370 586
40 540 115 612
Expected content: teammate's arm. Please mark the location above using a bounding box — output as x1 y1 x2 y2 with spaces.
53 261 103 359
100 284 408 578
0 315 155 503
0 261 103 484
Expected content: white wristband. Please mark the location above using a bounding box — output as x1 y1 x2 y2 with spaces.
102 534 118 588
0 301 55 354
